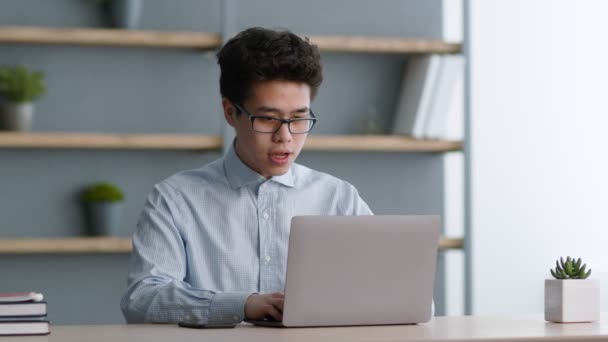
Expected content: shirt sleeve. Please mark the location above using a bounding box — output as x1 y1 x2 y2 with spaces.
120 183 251 324
341 182 374 215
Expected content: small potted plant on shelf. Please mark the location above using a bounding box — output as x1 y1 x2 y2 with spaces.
545 256 599 323
97 0 144 29
0 65 46 131
82 182 125 236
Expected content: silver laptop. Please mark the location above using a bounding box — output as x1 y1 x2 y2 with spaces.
247 215 440 327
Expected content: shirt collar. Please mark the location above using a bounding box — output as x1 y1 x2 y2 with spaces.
224 141 296 189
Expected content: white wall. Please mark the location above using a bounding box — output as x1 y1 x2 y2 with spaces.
470 0 608 314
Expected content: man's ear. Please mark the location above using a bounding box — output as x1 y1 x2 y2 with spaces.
222 98 237 127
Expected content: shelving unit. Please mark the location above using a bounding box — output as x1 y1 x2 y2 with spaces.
0 1 468 320
0 132 462 152
0 236 464 254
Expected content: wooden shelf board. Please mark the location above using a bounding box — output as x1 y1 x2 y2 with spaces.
0 237 131 254
308 35 461 54
0 236 463 254
0 27 461 54
439 237 464 250
0 133 461 152
305 135 462 152
0 132 222 150
0 26 221 49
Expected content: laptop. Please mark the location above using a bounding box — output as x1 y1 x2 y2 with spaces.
246 215 440 327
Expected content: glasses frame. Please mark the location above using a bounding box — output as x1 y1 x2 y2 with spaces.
234 103 317 134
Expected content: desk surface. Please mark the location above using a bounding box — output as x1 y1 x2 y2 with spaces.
5 315 608 342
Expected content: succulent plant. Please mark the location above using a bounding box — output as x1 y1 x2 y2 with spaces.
0 65 46 103
550 256 591 279
83 183 124 203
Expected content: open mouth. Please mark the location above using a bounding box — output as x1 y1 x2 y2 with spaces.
269 152 291 165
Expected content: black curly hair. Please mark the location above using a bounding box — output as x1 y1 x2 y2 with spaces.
217 27 323 109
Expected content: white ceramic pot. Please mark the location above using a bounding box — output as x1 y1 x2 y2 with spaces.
0 102 34 131
545 279 600 323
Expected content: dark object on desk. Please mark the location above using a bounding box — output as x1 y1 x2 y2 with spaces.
178 321 237 329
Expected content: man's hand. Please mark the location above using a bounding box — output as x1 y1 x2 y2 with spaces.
245 292 284 321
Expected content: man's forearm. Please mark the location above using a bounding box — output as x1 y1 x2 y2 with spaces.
120 279 251 324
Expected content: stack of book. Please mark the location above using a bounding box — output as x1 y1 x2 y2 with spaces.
392 54 464 139
0 292 49 336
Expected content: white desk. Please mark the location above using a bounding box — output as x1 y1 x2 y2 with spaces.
5 315 608 341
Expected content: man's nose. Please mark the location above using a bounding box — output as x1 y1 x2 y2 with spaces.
273 121 292 142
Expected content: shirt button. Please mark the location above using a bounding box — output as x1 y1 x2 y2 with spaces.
263 212 269 219
265 255 271 263
233 315 240 322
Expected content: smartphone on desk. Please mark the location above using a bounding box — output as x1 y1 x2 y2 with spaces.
178 321 237 329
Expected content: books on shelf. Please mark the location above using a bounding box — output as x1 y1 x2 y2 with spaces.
0 292 49 336
393 55 441 137
423 55 464 139
392 54 463 139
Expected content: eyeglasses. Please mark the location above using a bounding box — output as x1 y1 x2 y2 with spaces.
234 103 317 134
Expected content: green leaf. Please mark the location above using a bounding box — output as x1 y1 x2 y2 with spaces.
575 265 587 278
83 183 124 202
0 65 46 102
551 269 565 279
564 260 573 276
555 261 564 274
583 269 591 279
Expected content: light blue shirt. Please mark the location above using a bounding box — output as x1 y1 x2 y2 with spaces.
120 143 372 324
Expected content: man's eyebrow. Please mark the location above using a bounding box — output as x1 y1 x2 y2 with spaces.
256 106 310 114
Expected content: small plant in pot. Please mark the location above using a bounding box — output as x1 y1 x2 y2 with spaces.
545 256 599 323
83 182 125 236
0 65 46 131
96 0 144 29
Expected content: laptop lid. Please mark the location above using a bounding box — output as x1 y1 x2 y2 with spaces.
281 215 440 327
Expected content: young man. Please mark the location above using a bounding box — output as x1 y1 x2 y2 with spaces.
120 27 372 325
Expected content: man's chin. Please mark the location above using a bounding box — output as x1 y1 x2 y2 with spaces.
265 165 291 178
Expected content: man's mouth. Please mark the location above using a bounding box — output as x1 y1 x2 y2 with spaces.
269 152 291 165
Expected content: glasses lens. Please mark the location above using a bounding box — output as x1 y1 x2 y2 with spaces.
252 117 281 133
289 119 314 133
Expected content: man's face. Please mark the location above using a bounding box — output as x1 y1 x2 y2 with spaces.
223 80 312 178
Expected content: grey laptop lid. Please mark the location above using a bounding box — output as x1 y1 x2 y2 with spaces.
279 215 440 327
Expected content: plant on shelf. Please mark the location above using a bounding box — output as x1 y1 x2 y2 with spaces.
0 65 46 131
82 182 125 237
96 0 144 29
545 256 599 323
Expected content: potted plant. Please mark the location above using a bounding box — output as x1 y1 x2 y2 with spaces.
97 0 144 29
0 65 46 131
82 182 125 236
545 256 599 323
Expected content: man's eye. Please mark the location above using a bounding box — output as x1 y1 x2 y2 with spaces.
258 117 275 122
